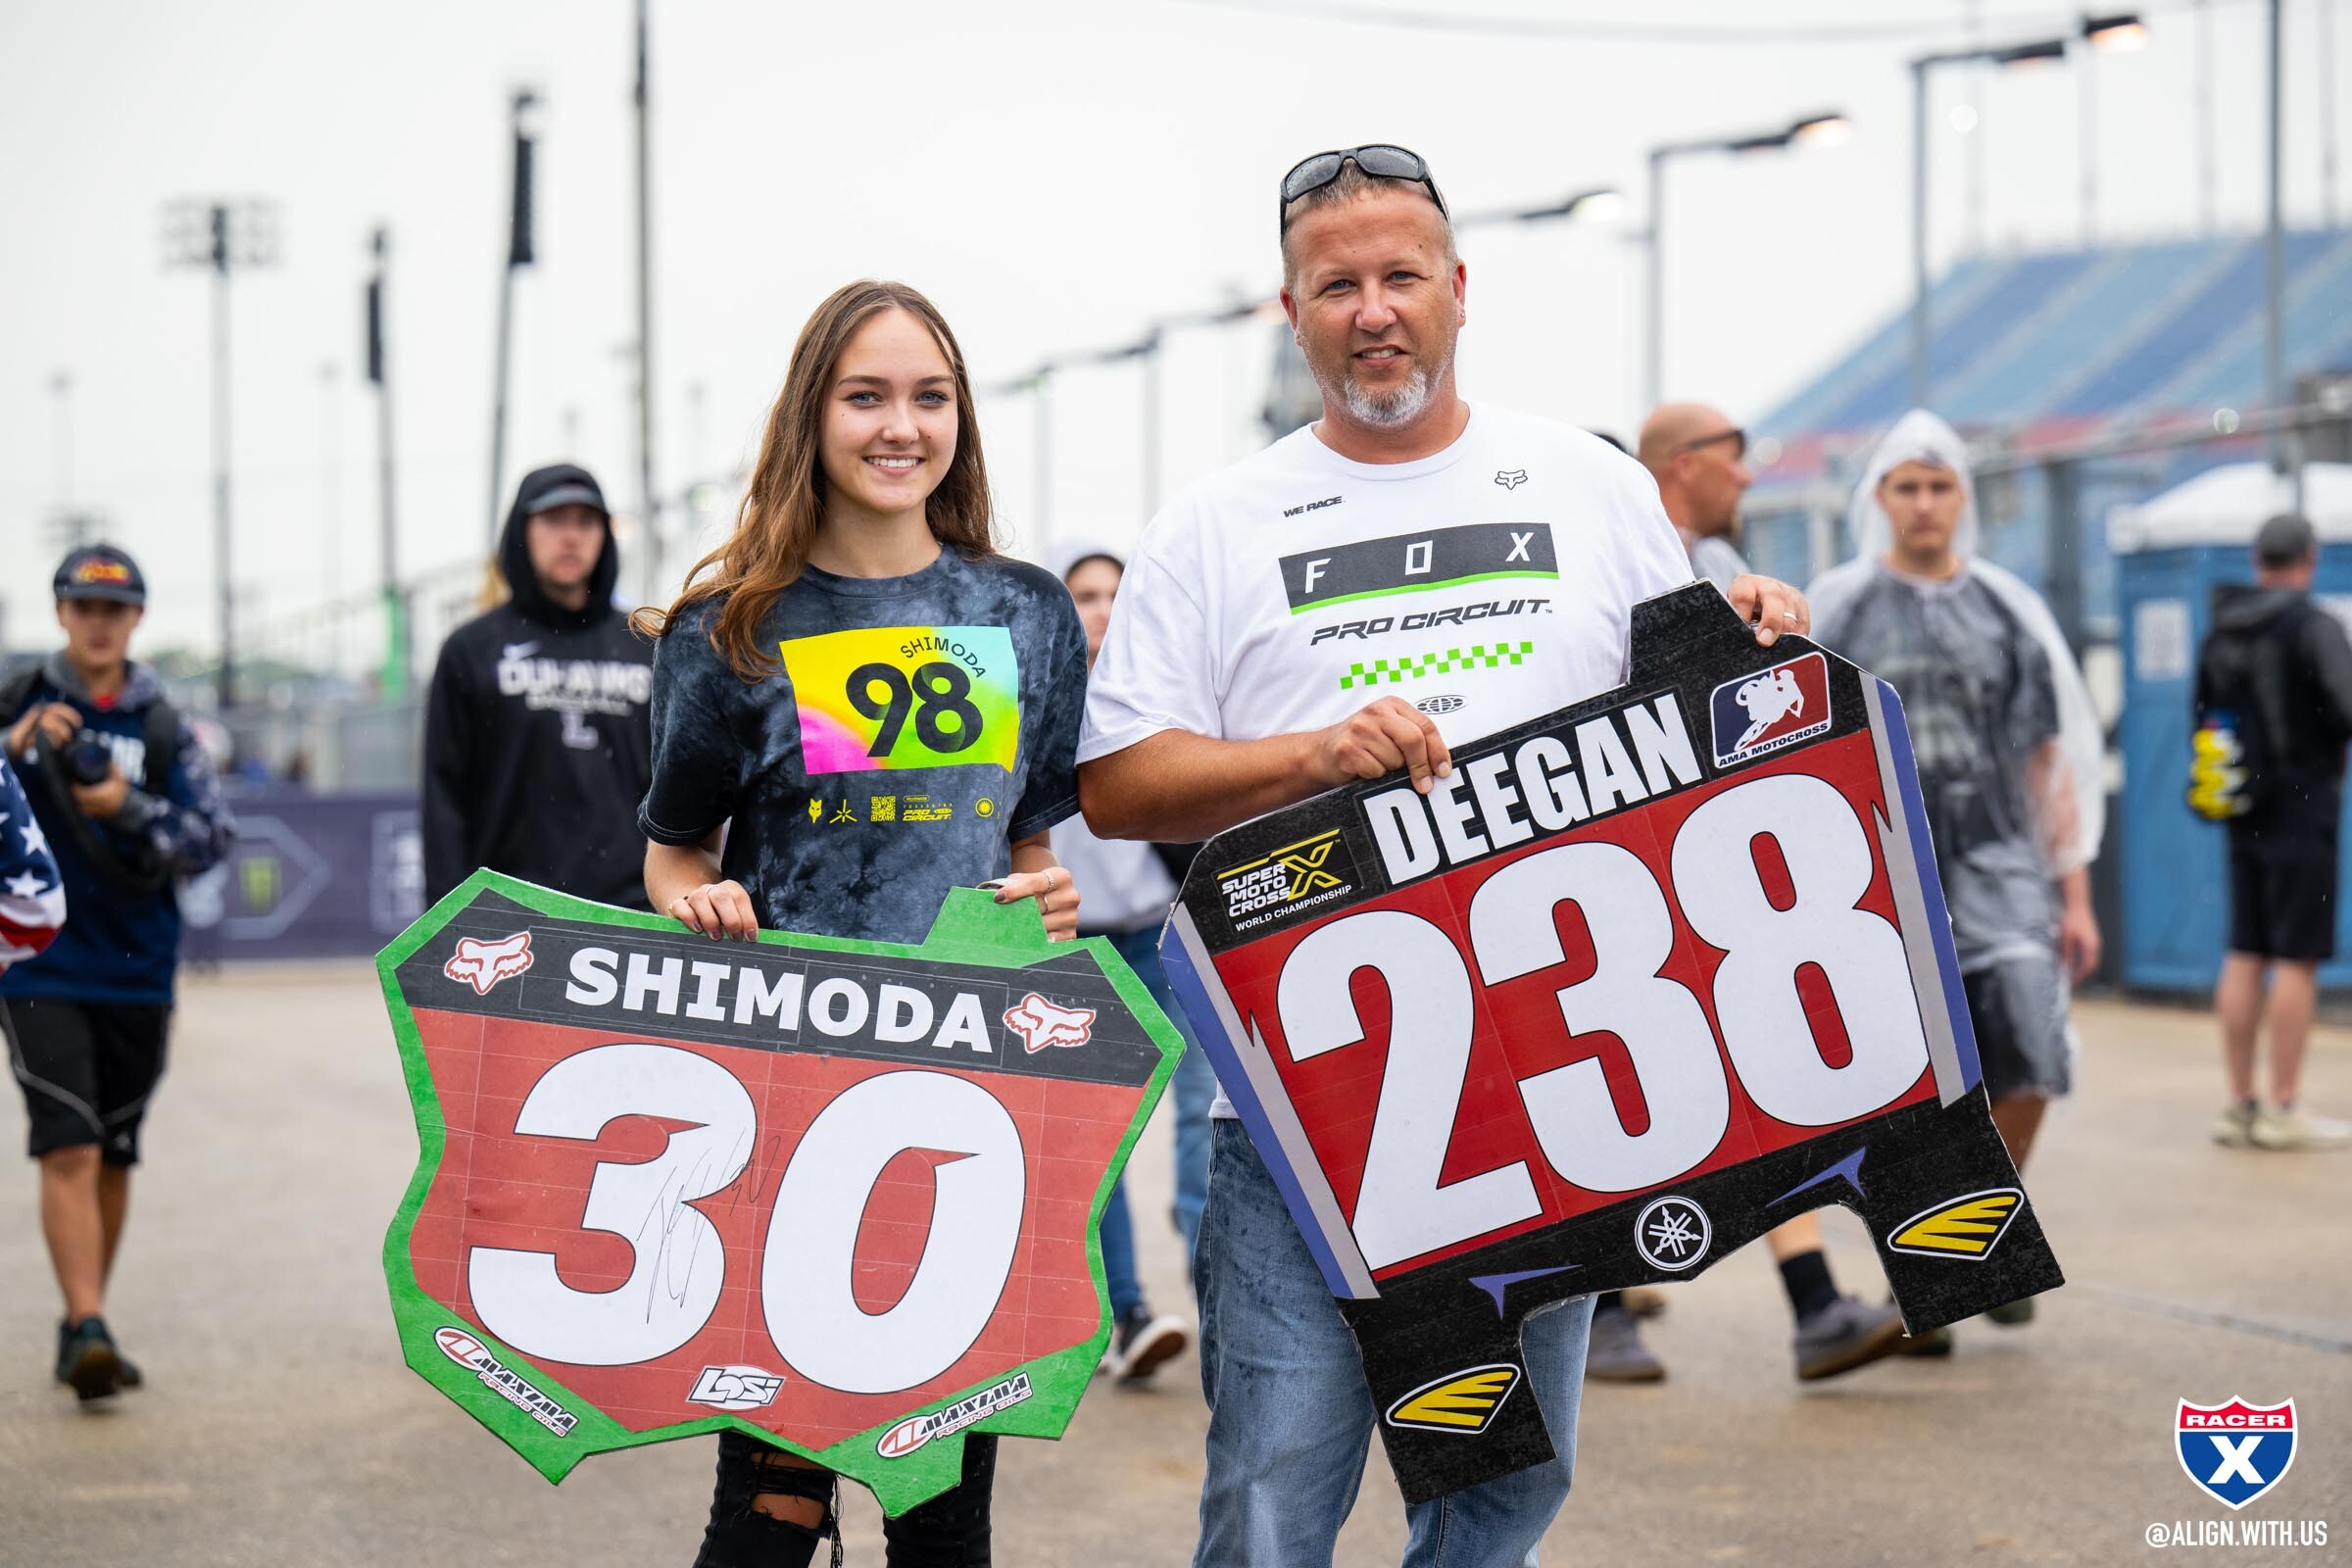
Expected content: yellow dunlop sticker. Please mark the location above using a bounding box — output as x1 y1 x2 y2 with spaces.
1887 1188 2022 1259
1384 1364 1522 1435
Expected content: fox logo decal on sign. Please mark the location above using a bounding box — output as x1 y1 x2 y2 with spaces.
443 932 534 996
1003 993 1097 1054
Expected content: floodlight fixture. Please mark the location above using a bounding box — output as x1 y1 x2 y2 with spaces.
2082 13 2149 51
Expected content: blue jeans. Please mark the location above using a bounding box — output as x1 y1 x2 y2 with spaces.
1194 1121 1592 1568
1100 925 1216 1314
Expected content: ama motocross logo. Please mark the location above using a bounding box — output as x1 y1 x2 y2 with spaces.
443 931 534 996
1709 652 1832 769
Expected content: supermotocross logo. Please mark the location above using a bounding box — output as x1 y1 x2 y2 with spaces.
1215 830 1356 932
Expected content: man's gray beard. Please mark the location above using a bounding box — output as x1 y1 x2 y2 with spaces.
1313 345 1452 429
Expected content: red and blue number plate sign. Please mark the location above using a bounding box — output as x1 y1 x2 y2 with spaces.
378 873 1184 1516
1160 584 2064 1503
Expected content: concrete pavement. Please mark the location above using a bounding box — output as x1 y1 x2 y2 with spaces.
1 968 2345 1566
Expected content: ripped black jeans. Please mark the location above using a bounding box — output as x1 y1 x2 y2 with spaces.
694 1428 997 1568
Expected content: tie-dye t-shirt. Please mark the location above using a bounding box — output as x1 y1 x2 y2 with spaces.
639 550 1088 946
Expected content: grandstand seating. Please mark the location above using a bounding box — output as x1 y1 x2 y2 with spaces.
1752 226 2352 474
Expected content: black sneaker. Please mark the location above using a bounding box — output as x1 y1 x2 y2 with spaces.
1792 1294 1908 1381
1108 1303 1190 1384
57 1319 140 1390
56 1316 122 1402
1583 1303 1666 1383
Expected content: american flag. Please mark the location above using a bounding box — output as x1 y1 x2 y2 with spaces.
0 756 65 971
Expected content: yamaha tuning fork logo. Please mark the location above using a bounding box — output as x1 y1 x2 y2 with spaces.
1709 652 1832 769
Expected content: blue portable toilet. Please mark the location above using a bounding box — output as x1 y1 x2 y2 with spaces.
2111 461 2352 991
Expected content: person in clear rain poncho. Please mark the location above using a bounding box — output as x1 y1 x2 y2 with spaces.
1809 412 2104 1327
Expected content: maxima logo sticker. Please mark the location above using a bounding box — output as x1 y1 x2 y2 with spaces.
876 1373 1033 1458
434 1326 576 1436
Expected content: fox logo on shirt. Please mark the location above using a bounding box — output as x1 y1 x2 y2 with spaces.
444 932 535 996
1003 993 1096 1054
1708 652 1832 768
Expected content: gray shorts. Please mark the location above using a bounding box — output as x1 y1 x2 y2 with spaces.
1962 955 2070 1100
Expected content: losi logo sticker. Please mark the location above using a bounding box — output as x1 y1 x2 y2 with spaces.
1003 993 1096 1054
1708 652 1832 768
689 1365 786 1410
444 931 534 996
876 1373 1033 1458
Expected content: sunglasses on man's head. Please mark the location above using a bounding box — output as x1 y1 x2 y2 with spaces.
1279 145 1450 234
1677 427 1747 462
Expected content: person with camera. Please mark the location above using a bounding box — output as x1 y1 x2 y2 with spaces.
0 545 233 1402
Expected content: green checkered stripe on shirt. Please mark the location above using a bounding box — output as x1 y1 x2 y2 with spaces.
1339 640 1536 691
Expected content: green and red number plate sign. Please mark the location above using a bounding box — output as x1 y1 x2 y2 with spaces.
378 874 1183 1515
1159 583 2067 1504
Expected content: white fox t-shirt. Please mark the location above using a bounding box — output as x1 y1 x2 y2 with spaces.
1079 401 1698 1114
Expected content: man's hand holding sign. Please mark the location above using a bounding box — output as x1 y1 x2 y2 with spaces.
1155 584 2061 1502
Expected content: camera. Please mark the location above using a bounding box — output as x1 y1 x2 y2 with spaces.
65 737 115 787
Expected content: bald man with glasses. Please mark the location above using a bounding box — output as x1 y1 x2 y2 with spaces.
1640 404 1753 591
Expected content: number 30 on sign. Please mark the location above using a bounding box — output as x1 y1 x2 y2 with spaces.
379 876 1182 1516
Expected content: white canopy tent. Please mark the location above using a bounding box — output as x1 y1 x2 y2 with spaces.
2108 461 2352 554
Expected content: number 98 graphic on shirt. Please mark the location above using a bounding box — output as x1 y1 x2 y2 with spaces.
783 626 1021 775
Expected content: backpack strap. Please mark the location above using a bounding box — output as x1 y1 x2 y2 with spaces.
0 666 39 729
139 700 180 799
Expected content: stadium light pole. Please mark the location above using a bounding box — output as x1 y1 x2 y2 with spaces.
488 88 539 553
368 226 410 700
1908 14 2145 409
1130 297 1281 519
2267 0 2288 479
1643 116 1845 412
164 197 279 712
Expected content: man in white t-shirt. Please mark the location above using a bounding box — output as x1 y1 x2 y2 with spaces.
1078 145 1810 1568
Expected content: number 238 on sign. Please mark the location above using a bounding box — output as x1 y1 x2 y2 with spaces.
1159 585 2061 1504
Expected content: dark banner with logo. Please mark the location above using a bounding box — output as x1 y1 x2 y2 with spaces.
180 789 422 964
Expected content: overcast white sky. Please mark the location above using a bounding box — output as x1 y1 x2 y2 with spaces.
4 0 2347 656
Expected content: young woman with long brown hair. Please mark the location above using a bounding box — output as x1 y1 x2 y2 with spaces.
636 279 1087 1567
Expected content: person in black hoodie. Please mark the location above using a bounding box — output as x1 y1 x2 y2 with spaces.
423 465 655 908
2197 513 2352 1152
